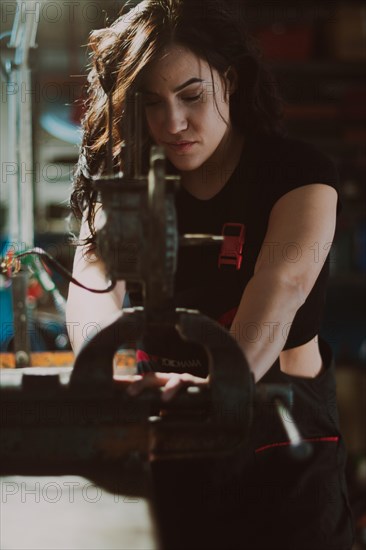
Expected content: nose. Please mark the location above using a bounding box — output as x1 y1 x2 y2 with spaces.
164 103 188 135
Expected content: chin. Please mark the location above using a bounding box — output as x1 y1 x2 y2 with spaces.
167 155 204 172
171 161 200 172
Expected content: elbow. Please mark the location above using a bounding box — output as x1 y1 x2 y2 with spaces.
276 272 310 311
256 266 309 310
285 276 308 310
65 286 87 356
65 297 79 354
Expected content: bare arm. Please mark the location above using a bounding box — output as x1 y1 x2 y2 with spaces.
66 206 126 355
230 184 338 382
113 183 338 400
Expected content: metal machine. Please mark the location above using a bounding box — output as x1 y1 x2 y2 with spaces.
1 76 311 500
0 2 311 504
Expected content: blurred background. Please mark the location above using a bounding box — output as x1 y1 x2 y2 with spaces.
0 0 365 547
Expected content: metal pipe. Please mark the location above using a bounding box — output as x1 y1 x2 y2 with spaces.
5 1 41 364
7 0 40 251
134 92 142 178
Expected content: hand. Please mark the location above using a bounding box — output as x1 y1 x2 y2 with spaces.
125 372 209 402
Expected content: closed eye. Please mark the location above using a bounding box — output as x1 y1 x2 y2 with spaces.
144 93 203 107
182 93 202 103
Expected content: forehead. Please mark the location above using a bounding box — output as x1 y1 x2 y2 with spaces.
141 44 213 91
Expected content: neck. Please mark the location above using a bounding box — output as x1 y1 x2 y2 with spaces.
181 127 244 200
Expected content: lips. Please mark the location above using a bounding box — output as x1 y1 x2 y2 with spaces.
167 141 195 145
165 141 197 153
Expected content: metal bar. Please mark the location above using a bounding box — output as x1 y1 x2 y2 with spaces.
5 0 40 364
107 95 114 174
123 92 133 178
274 398 312 459
11 271 31 367
134 92 142 178
7 0 40 250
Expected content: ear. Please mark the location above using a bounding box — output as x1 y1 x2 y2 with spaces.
224 66 238 96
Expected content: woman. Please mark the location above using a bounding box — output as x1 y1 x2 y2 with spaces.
67 1 354 548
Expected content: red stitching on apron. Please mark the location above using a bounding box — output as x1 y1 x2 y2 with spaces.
255 436 339 453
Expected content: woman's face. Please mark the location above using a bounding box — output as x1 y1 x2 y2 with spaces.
141 44 233 172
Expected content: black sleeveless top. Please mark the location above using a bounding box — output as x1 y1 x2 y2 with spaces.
129 133 340 375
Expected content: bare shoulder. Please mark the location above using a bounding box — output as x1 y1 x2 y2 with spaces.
268 183 338 237
255 183 338 294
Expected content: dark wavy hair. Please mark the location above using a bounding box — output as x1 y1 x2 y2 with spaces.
70 0 285 243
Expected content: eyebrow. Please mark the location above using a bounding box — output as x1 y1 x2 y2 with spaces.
143 77 204 95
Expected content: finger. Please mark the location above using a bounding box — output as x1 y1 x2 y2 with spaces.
161 373 196 401
162 373 210 401
161 379 184 401
126 372 172 395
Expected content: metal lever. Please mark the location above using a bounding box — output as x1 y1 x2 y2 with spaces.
11 271 31 367
274 398 312 460
180 234 224 246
